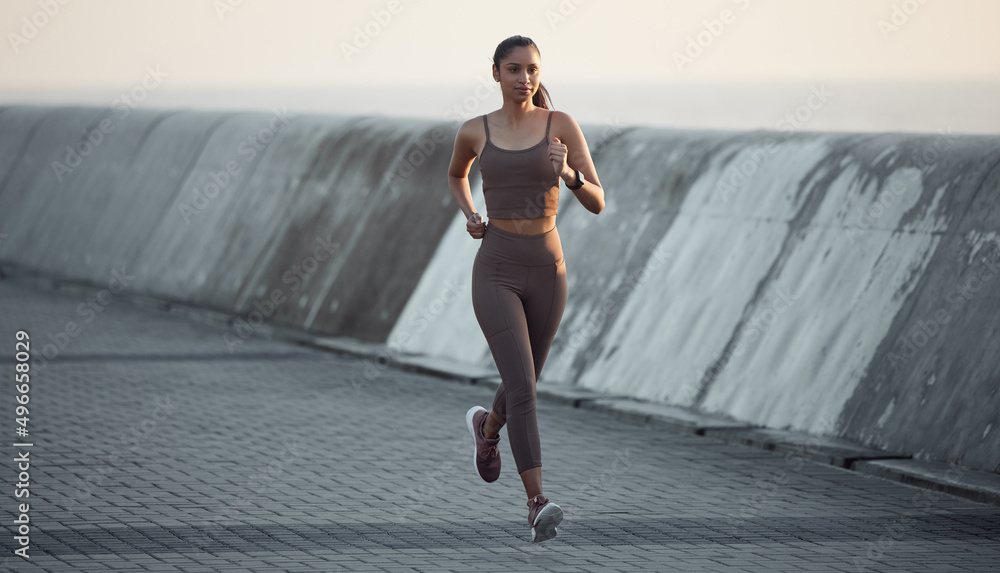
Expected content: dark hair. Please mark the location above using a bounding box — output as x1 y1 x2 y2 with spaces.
493 35 553 109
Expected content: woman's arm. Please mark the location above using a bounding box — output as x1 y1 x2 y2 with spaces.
448 119 480 219
549 111 605 214
448 119 486 238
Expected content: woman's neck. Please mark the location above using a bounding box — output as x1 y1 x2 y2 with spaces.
498 100 539 126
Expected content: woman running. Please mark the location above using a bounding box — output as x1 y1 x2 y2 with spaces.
447 34 605 543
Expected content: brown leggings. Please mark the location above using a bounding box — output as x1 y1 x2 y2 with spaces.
471 222 567 473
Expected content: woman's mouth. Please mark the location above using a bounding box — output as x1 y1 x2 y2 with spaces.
517 88 531 94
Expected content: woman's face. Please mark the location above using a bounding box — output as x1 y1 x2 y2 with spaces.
494 45 541 102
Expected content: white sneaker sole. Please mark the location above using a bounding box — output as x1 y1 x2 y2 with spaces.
466 406 487 479
531 502 563 543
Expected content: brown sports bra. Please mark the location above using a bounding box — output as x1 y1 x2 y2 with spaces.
479 111 559 219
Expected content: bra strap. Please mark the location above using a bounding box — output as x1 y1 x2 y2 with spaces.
545 110 553 140
482 114 490 143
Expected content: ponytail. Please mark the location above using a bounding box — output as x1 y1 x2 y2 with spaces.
533 83 553 110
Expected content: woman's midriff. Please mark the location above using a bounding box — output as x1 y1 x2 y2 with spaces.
488 215 556 235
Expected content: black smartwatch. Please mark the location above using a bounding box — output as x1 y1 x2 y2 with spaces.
567 169 585 191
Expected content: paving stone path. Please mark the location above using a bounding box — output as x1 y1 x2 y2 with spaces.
1 280 998 572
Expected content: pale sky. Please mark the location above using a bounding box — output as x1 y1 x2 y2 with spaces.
1 0 999 132
3 0 998 87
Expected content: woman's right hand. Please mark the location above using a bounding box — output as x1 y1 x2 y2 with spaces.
467 212 486 239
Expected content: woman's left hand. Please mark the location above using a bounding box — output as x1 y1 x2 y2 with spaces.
549 137 573 180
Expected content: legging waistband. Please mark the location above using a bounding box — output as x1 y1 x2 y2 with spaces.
479 222 563 266
484 222 557 239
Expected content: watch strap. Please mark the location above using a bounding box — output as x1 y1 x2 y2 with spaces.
568 169 584 190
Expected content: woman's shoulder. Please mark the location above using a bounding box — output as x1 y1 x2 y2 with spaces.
457 113 489 135
548 109 578 128
453 114 490 156
455 114 485 139
547 110 583 142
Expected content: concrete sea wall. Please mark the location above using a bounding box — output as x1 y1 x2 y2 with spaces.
1 104 998 473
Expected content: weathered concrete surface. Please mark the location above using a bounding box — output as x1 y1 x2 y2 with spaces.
0 105 457 345
392 124 1000 474
1 104 998 475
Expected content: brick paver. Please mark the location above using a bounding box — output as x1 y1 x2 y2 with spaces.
0 279 998 572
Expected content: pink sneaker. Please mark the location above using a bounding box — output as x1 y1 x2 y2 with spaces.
465 406 501 482
527 494 563 543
